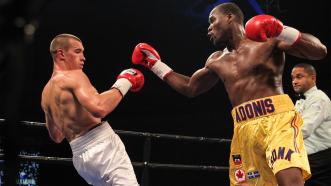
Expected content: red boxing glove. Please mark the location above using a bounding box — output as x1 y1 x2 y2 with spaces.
132 43 173 80
245 14 300 45
245 14 283 42
132 43 160 69
112 68 144 96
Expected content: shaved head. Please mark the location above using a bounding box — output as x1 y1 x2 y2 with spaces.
214 2 244 24
49 33 82 59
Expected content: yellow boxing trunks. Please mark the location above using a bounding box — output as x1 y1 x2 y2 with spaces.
229 94 310 185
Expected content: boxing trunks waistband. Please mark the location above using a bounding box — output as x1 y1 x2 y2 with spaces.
69 121 115 155
231 94 295 124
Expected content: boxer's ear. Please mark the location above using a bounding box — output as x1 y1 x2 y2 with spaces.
56 49 65 60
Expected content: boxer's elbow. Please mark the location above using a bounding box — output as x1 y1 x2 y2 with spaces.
91 107 108 118
317 44 327 59
49 133 64 144
185 86 200 98
289 35 328 60
308 44 327 60
308 42 327 60
92 103 118 118
294 45 327 60
52 137 64 144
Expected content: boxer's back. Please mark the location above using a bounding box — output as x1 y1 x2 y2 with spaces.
41 70 100 142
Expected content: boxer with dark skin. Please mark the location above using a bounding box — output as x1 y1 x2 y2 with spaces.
131 2 327 186
164 6 326 107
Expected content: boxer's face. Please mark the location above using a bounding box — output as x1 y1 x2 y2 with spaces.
291 67 315 94
208 9 230 47
64 39 85 70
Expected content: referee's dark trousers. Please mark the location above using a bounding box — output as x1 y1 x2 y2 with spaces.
305 148 331 186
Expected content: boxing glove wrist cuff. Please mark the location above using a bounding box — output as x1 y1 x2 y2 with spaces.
276 26 300 45
111 78 132 97
151 60 173 80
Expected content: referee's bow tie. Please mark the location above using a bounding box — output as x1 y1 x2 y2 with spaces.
295 94 306 100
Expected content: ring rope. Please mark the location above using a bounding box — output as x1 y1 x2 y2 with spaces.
0 119 231 144
0 118 230 172
0 153 228 171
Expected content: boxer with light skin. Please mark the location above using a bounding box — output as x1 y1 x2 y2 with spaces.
131 2 327 186
41 33 142 185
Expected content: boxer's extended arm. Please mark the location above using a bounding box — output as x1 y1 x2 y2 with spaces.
132 42 218 97
245 14 327 60
164 67 218 97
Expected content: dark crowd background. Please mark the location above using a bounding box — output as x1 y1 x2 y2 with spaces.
0 0 330 185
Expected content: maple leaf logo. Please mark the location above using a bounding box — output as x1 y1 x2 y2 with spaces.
235 169 246 182
236 170 244 178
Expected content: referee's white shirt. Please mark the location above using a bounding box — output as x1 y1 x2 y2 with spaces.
295 86 331 155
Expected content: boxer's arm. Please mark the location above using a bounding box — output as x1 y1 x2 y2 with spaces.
69 69 143 118
68 73 123 118
72 83 123 119
44 114 65 143
132 43 219 97
278 33 327 60
164 67 219 98
245 15 327 60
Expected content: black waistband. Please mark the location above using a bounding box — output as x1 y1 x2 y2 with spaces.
88 122 103 132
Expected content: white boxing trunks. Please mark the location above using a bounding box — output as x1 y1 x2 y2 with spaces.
70 121 139 186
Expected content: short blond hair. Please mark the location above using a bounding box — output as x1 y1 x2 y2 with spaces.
49 33 82 59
